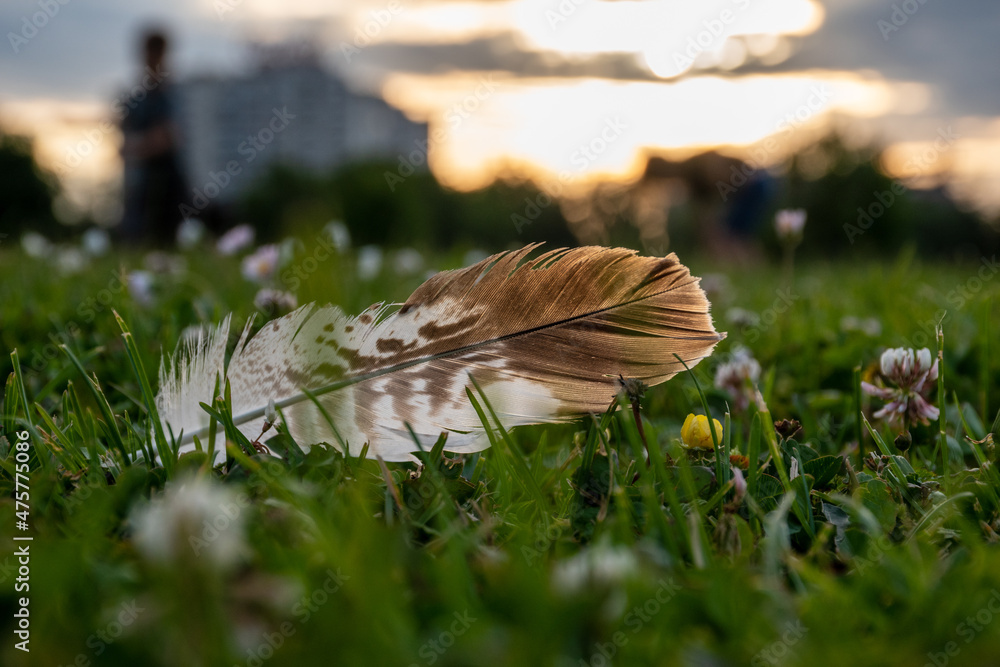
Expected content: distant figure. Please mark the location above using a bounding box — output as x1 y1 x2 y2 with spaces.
119 29 188 245
643 153 773 263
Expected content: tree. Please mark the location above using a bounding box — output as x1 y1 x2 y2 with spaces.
0 131 61 241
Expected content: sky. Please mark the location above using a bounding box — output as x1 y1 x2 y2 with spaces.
1 0 998 221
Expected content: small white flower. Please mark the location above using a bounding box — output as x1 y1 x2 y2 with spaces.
462 248 490 267
726 307 759 328
241 245 280 283
714 346 763 412
840 316 882 337
861 318 882 337
357 245 383 281
177 218 207 250
394 248 424 276
21 231 51 258
253 288 297 315
127 270 155 306
324 220 351 253
881 347 916 380
144 251 187 276
57 247 88 275
730 467 747 506
862 346 940 427
278 236 303 266
217 224 255 255
130 475 248 570
775 209 807 240
81 227 111 256
699 273 730 300
265 398 278 426
553 541 638 595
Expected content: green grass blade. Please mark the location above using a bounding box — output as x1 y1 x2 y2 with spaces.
853 364 864 464
9 350 48 470
466 377 548 528
59 344 130 467
114 312 173 474
34 403 85 471
747 412 762 498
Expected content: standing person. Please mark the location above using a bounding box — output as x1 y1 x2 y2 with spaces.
119 29 188 245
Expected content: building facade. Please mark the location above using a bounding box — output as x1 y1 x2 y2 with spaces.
174 54 427 204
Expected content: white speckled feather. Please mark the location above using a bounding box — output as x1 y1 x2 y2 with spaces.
156 245 725 461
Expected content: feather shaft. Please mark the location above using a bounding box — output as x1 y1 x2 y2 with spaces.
158 245 726 461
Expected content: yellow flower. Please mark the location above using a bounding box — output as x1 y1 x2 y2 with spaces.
681 414 723 450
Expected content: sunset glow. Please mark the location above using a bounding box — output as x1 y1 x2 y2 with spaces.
382 70 900 191
1 0 997 220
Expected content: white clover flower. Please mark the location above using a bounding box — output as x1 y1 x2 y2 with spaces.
726 307 759 328
730 467 747 506
394 247 424 276
57 247 88 275
127 270 155 306
861 318 882 337
144 251 187 276
357 245 383 281
862 347 940 427
840 316 882 337
130 475 248 570
278 236 303 266
241 245 280 284
552 541 638 595
217 224 255 255
253 288 298 315
177 218 207 250
21 231 51 258
713 346 763 412
774 209 807 241
324 220 351 253
81 227 111 256
699 273 730 301
462 248 490 267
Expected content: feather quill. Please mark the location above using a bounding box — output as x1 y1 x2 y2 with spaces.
156 245 725 461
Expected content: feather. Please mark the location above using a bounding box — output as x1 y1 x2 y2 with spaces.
156 245 725 461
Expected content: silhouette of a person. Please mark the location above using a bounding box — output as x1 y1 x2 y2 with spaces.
119 30 188 245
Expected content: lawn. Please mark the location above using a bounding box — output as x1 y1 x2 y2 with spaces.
1 238 999 667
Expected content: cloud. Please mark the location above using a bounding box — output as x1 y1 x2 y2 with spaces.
735 0 1000 116
352 0 999 121
0 0 235 102
354 31 656 81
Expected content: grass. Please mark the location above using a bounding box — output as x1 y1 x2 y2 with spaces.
1 241 1000 666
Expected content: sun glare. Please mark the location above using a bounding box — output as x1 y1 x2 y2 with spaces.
382 70 898 191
